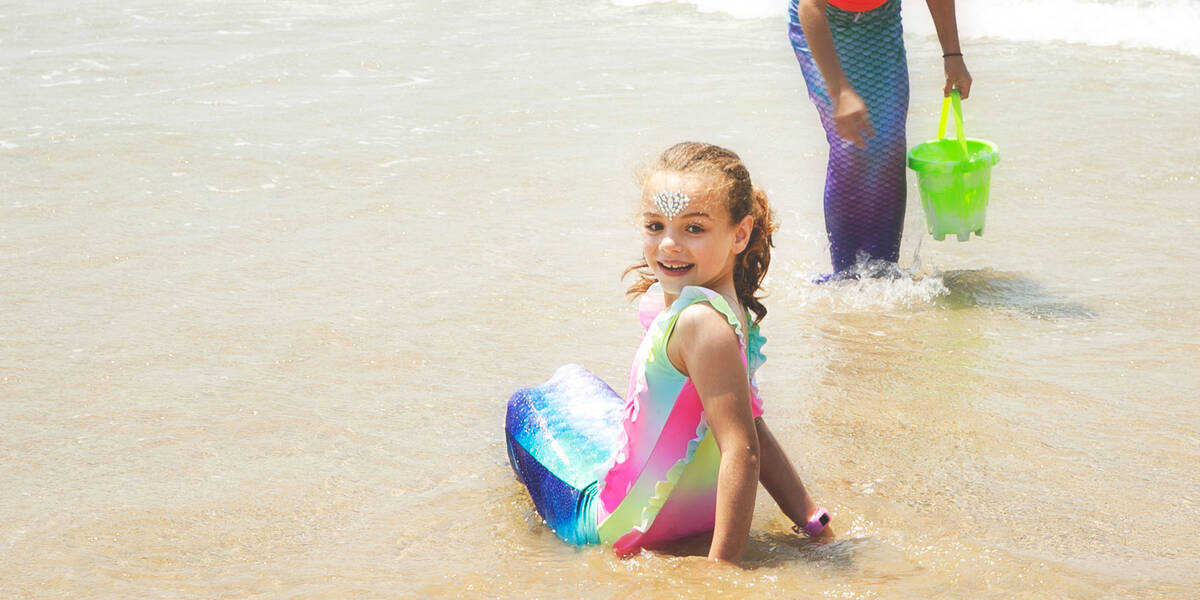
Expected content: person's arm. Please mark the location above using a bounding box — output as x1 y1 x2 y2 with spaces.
925 0 973 98
756 418 834 539
796 0 874 148
668 305 760 565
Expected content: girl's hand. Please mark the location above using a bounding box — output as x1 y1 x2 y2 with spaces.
812 524 835 541
832 88 874 149
943 55 972 99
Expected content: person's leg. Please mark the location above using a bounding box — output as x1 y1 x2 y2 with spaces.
789 0 910 275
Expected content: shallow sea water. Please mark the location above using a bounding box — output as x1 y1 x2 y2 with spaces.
2 1 1198 598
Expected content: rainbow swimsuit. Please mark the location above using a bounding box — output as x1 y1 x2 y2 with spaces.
788 0 910 274
505 285 765 554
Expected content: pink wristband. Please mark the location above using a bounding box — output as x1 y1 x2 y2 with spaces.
792 507 830 537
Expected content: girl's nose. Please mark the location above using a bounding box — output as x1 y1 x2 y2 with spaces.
660 233 681 252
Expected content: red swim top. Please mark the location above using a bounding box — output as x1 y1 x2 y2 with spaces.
829 0 887 11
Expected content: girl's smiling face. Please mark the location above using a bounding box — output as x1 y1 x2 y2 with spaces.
640 170 753 299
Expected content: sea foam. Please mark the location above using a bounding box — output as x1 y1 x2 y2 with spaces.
611 0 1200 58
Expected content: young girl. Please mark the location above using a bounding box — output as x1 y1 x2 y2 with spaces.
506 142 831 566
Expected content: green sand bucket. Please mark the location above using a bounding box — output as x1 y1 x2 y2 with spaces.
907 90 999 241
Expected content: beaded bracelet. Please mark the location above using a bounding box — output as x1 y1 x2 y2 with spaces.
943 52 963 58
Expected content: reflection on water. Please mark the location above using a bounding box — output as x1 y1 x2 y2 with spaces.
744 531 868 570
936 268 1096 319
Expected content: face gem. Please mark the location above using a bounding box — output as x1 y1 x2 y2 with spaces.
652 191 691 221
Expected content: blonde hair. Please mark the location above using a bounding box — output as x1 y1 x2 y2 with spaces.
623 142 778 323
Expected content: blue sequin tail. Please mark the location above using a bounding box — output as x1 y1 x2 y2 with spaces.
505 364 624 546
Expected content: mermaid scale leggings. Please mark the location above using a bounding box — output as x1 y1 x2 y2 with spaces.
788 0 910 274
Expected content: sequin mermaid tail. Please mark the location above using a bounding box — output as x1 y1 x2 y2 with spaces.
788 0 910 275
505 364 624 546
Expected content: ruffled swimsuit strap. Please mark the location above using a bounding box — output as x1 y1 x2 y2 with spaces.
641 284 766 408
661 286 748 363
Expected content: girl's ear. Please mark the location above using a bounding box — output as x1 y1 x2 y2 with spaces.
732 215 755 254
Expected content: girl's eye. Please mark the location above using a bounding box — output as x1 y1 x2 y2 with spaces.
686 224 704 234
645 221 664 232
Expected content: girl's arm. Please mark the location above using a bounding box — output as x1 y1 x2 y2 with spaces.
756 418 834 539
668 304 760 565
925 0 973 98
796 0 874 148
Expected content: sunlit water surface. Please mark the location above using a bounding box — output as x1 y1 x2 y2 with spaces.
2 1 1198 598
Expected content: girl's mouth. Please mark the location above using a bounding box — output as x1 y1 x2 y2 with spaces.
658 261 694 276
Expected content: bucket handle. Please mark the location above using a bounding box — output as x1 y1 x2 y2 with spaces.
936 89 968 156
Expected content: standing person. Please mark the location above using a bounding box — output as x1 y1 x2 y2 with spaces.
505 142 832 566
788 0 973 277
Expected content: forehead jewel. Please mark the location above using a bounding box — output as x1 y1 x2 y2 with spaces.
652 190 691 220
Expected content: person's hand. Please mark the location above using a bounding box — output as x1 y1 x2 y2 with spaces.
943 55 972 99
813 525 835 542
832 87 874 149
